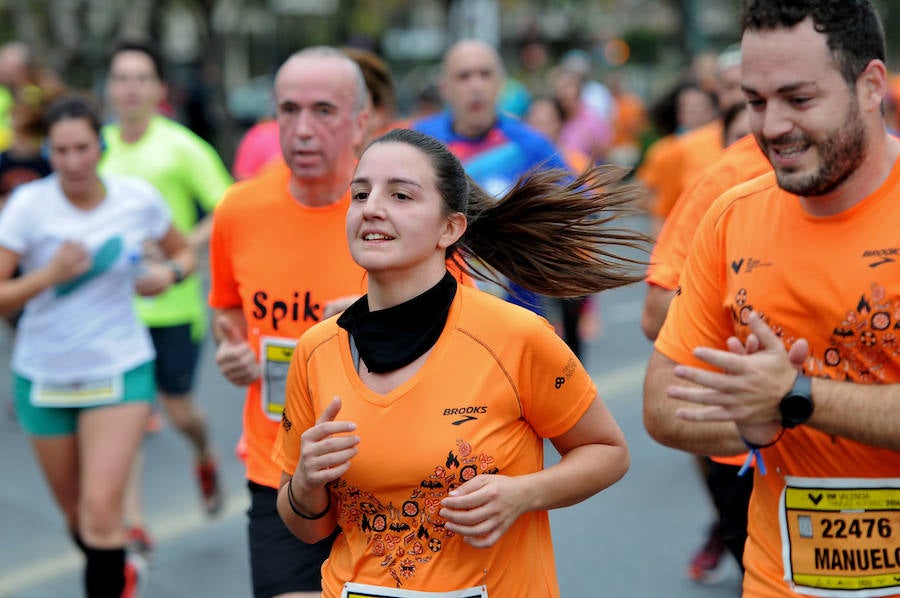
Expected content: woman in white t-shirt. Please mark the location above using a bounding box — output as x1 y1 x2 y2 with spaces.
0 94 195 597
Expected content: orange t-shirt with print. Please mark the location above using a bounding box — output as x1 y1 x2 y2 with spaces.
273 284 597 597
656 166 900 598
209 162 367 488
647 134 770 291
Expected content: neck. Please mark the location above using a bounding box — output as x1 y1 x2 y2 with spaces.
288 169 353 208
119 115 152 143
800 129 900 217
367 265 448 311
453 116 496 139
63 178 105 209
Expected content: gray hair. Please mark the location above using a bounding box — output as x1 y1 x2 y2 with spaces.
286 46 369 114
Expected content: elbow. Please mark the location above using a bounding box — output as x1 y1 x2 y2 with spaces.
612 444 630 485
642 403 684 451
640 307 660 341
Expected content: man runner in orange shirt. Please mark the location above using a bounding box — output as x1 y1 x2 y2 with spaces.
644 1 900 596
209 47 369 598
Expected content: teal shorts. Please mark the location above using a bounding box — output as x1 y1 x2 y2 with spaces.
14 361 156 436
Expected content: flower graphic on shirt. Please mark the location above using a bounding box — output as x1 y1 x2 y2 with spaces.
732 283 898 382
331 438 497 587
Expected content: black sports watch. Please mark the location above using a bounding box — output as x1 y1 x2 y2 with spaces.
165 260 186 284
779 373 814 428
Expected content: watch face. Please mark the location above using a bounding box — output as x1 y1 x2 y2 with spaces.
781 393 814 426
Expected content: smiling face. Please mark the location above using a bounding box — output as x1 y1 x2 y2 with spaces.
741 19 869 198
48 117 103 199
274 54 367 184
347 141 465 285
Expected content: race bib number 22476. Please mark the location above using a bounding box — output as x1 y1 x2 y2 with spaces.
780 477 900 597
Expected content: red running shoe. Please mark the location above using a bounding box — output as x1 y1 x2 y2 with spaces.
687 524 727 584
196 456 224 516
125 526 155 561
121 552 148 598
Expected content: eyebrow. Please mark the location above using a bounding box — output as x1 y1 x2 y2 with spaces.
352 176 424 189
741 81 818 96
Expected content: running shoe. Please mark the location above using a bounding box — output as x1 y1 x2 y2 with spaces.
125 526 155 561
122 552 149 598
687 524 727 584
196 456 224 516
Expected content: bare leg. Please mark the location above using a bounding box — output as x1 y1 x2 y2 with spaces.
123 450 145 528
78 402 150 548
160 392 210 461
30 434 80 531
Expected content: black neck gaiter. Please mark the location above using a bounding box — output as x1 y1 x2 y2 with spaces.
337 272 457 373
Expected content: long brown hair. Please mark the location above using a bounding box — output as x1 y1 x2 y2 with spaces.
368 128 650 297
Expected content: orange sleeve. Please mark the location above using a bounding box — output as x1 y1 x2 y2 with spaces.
654 194 734 369
647 163 728 290
647 136 772 291
207 190 243 310
520 318 597 439
650 140 686 219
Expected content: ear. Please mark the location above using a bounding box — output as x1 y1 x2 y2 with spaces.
437 211 467 250
352 107 370 151
857 59 888 114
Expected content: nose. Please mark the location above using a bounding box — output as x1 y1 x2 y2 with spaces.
292 109 315 140
361 188 386 218
757 101 794 142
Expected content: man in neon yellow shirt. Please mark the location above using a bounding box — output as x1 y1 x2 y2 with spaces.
100 39 233 551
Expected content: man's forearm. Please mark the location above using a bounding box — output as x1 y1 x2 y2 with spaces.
811 377 900 450
643 350 746 456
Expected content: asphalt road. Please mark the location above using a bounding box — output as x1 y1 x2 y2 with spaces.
0 252 743 597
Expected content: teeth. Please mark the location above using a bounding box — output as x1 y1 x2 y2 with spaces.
777 144 807 158
364 233 391 241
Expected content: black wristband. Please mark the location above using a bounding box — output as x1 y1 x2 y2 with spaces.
741 427 785 450
165 260 185 284
286 477 331 520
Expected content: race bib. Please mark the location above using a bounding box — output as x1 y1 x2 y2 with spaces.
341 582 487 598
259 336 296 421
780 476 900 597
30 375 123 408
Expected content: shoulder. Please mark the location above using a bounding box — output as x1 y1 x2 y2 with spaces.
152 116 214 151
9 175 54 201
108 174 160 196
105 176 170 212
216 165 288 215
497 116 563 164
704 171 780 230
296 316 343 360
411 112 451 139
455 286 553 344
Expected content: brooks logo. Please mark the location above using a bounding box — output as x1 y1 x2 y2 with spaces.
863 248 899 267
443 406 486 425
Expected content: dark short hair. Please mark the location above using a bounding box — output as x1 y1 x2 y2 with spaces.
739 0 885 85
44 94 103 136
108 38 165 81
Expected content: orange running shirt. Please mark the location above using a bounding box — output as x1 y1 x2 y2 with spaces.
678 120 726 191
209 162 366 488
656 167 900 597
273 284 597 597
647 135 770 291
637 134 684 219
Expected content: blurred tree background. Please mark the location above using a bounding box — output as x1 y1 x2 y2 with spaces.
2 0 899 160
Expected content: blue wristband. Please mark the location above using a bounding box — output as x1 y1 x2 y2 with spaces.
737 428 785 477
